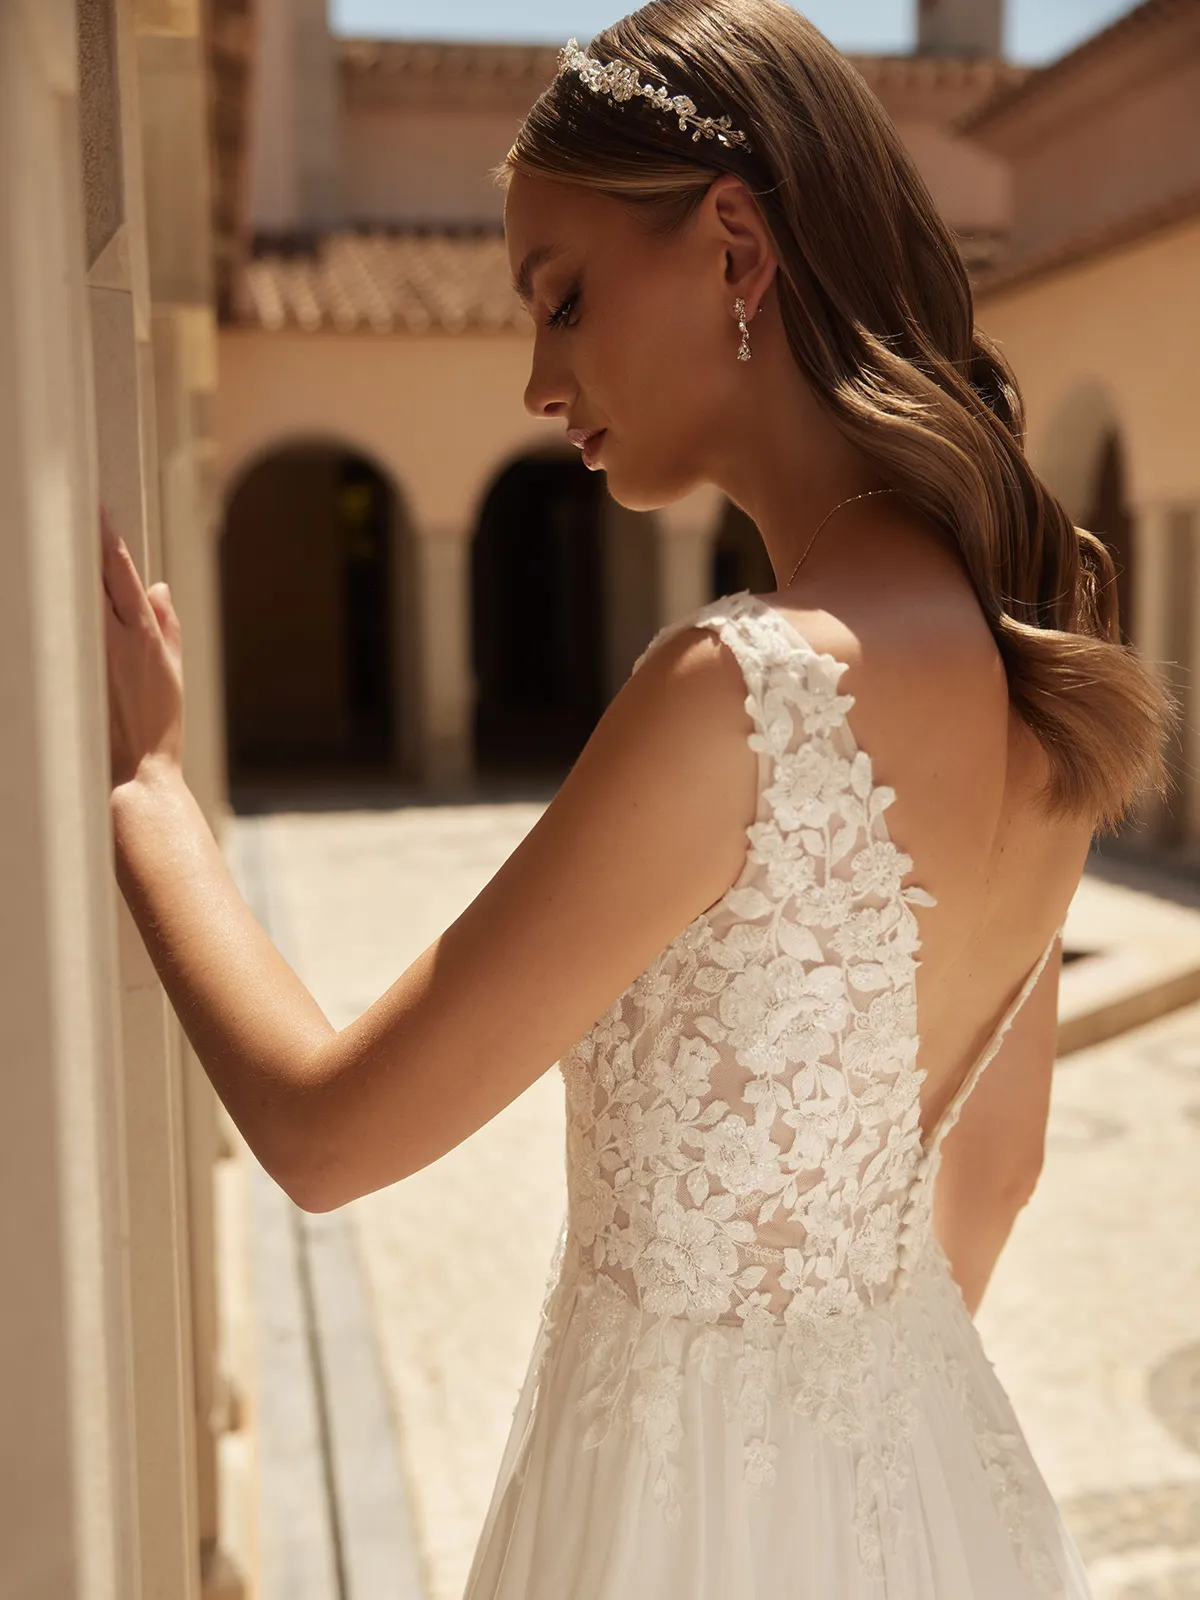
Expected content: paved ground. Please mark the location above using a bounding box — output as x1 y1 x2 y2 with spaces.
229 800 1200 1600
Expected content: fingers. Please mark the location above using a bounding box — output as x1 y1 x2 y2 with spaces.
99 506 156 633
147 582 181 646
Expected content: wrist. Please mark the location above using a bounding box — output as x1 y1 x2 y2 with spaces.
110 756 187 822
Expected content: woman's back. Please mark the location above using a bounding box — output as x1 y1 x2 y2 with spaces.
464 566 1097 1599
771 500 1095 1150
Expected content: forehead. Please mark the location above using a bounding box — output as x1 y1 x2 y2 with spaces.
504 172 622 292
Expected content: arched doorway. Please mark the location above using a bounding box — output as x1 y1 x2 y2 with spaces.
1083 430 1135 646
220 442 398 791
471 453 608 780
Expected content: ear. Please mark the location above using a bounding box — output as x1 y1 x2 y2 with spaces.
707 173 777 316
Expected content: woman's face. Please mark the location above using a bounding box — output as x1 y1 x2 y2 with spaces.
505 168 755 512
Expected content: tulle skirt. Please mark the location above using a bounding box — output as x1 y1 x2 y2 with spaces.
462 1238 1094 1600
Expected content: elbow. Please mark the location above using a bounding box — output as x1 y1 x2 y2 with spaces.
276 1145 350 1213
289 1186 343 1215
261 1097 347 1213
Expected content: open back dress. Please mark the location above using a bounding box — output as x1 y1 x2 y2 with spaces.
462 588 1094 1599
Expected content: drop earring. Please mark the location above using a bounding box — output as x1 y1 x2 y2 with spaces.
734 296 753 361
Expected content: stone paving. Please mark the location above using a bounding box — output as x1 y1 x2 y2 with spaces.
235 799 1200 1600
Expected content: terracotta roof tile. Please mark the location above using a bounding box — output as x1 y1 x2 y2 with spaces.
238 221 1007 335
239 229 529 334
973 183 1200 298
960 0 1196 136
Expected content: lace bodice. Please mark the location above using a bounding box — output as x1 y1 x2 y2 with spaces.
543 589 1067 1588
563 589 943 1326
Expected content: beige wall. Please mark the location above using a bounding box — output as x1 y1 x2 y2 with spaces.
249 32 1022 245
978 216 1200 848
341 106 524 227
968 18 1200 274
1 0 247 1596
978 218 1200 509
895 117 1011 234
218 326 543 530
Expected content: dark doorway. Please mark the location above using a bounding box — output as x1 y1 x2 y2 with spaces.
1084 430 1134 645
220 444 395 790
472 455 608 779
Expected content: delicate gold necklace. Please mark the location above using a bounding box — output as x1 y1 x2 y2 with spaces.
785 488 897 589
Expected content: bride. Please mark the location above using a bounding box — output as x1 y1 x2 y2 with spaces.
103 2 1173 1594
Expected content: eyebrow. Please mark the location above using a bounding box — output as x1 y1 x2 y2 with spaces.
511 244 562 306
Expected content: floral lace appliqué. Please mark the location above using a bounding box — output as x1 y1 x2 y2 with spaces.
557 592 944 1576
540 591 1063 1586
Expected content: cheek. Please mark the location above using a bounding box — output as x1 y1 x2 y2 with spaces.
604 301 721 424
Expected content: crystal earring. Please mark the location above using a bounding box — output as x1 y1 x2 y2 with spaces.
734 296 752 362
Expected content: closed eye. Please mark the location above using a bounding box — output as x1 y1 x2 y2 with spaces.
546 288 580 330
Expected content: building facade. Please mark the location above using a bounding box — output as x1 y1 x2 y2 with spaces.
965 0 1200 854
216 0 1033 801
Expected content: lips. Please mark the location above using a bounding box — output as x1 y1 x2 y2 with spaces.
567 427 607 469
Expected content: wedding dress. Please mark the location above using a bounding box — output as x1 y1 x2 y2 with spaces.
463 589 1094 1599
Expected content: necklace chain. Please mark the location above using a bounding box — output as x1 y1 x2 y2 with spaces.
785 488 896 589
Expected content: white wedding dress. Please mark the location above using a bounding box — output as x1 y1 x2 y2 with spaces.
462 589 1094 1599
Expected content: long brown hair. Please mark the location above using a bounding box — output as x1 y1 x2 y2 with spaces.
493 0 1177 834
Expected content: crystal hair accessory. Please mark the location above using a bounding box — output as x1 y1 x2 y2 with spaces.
556 38 753 153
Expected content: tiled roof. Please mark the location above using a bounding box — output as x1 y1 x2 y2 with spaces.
337 34 1030 116
960 0 1194 136
238 229 528 334
973 183 1200 299
236 222 1007 335
852 53 1028 94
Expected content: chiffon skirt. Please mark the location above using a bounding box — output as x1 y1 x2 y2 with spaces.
461 1245 1094 1600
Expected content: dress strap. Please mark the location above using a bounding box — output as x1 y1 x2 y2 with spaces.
923 916 1067 1159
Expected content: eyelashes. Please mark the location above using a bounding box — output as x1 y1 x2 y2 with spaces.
546 285 581 329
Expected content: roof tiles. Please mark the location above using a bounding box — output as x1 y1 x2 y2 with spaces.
239 229 529 334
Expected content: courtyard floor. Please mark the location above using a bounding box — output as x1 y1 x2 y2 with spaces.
223 797 1200 1600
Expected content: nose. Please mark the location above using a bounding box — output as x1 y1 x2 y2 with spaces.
523 336 572 421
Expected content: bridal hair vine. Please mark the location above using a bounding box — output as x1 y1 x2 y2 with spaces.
556 38 753 153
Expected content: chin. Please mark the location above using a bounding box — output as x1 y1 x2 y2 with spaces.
601 456 703 515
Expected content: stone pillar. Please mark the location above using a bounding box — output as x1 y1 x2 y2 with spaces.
1169 506 1200 852
247 0 342 233
0 4 142 1593
654 484 725 627
133 4 245 1592
412 523 476 792
89 3 203 1596
1129 502 1191 848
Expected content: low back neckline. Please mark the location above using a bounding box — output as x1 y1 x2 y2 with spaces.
722 587 1065 1161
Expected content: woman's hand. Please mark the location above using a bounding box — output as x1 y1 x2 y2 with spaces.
100 505 185 790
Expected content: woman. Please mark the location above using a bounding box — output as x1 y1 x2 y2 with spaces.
103 2 1174 1595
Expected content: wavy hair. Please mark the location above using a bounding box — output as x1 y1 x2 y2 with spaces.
492 0 1177 833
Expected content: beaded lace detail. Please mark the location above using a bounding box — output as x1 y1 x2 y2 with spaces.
544 590 1066 1588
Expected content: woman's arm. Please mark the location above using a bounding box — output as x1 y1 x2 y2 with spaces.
101 506 761 1210
932 937 1063 1316
110 764 337 1194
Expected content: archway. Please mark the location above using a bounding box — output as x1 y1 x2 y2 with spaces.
1083 429 1135 646
1037 380 1123 524
1038 382 1136 643
220 442 398 791
471 452 609 780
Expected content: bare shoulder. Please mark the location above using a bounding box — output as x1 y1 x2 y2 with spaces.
569 611 761 928
761 513 1016 910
